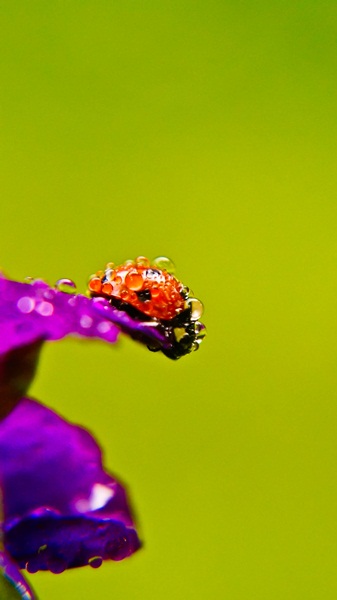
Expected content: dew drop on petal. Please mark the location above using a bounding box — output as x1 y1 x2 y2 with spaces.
68 295 78 307
47 558 67 574
88 556 103 569
55 278 77 294
97 321 112 334
152 256 175 273
186 297 204 321
35 301 54 316
26 561 39 574
80 315 93 329
92 296 107 305
43 289 56 300
17 296 35 313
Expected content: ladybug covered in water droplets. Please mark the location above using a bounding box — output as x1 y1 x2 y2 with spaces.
88 256 205 359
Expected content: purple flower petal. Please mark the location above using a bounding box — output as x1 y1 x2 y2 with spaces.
0 275 204 364
0 549 36 599
0 276 171 356
0 277 120 355
0 398 140 573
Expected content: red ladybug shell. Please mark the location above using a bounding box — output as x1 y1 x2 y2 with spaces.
88 257 186 320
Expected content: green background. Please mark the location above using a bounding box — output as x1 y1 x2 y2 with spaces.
1 2 337 598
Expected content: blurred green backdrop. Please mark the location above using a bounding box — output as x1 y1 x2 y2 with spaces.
1 1 337 599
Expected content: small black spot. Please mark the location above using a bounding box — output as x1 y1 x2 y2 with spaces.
136 289 152 302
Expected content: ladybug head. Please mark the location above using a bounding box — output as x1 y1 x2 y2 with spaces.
88 256 206 359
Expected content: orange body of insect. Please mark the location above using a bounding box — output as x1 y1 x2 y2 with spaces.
88 256 188 321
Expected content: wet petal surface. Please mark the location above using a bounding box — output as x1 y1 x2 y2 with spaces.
0 398 140 572
0 275 200 361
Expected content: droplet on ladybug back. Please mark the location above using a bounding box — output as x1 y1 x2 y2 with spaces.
125 271 144 291
152 256 175 274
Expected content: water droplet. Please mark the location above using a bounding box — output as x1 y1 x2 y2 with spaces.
35 301 54 316
88 556 103 569
80 315 93 329
26 561 39 574
136 256 150 267
88 277 102 294
106 262 115 270
17 296 35 313
101 282 113 295
186 297 204 321
144 268 164 283
152 256 175 273
55 278 77 294
43 289 56 300
195 323 207 340
104 269 115 281
38 544 48 554
147 344 160 352
92 296 107 305
125 271 144 291
97 321 112 334
24 276 34 284
47 558 67 574
191 341 200 352
68 295 78 307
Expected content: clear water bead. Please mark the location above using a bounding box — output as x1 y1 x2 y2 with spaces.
186 297 204 321
17 297 35 314
55 278 77 294
35 301 54 316
80 315 93 329
136 256 150 267
152 256 175 273
88 556 103 568
195 322 207 339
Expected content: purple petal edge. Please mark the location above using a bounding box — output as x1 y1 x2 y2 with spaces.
0 549 36 599
0 276 169 357
0 398 141 573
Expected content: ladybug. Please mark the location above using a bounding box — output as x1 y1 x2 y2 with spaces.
88 256 205 359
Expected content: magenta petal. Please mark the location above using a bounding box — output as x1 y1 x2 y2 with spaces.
0 276 172 358
0 275 200 363
0 398 140 572
0 277 120 356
